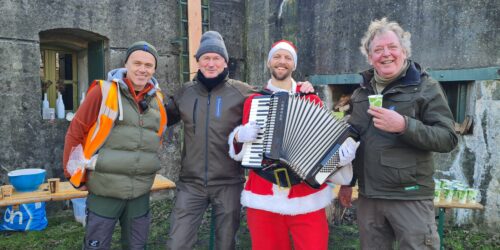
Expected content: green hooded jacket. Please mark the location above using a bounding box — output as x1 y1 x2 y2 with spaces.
348 61 458 200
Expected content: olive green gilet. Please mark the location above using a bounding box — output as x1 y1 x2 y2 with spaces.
87 87 163 199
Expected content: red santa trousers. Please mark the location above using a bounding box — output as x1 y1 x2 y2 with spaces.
246 207 329 250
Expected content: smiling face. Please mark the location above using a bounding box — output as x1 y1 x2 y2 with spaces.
198 53 227 79
368 30 407 79
268 49 295 81
125 50 156 91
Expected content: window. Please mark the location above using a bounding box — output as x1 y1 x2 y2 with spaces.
39 29 107 118
179 0 189 82
40 50 78 110
178 0 210 83
440 81 470 124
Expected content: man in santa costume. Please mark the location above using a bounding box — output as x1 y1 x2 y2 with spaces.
228 40 360 250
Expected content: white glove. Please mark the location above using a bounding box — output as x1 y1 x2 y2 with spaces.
236 121 260 143
339 137 360 166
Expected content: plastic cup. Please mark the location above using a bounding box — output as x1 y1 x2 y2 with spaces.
457 188 467 204
332 111 344 120
368 95 383 107
443 188 454 203
440 179 450 189
434 179 441 189
467 188 479 203
434 188 441 203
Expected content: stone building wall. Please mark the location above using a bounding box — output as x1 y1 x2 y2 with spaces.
245 0 499 228
0 0 246 190
1 0 498 230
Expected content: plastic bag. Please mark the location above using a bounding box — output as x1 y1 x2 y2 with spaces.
67 144 85 176
0 202 48 231
67 144 97 188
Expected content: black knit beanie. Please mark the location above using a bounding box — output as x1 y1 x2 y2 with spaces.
125 41 159 69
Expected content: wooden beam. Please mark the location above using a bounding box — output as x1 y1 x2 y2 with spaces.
188 0 202 79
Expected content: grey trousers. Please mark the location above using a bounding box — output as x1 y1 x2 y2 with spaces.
167 181 243 250
357 195 440 250
83 193 151 250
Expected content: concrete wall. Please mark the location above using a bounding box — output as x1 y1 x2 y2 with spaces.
246 0 499 228
437 80 500 227
246 0 499 83
210 0 247 79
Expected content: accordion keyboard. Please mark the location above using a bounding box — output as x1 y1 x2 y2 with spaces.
241 96 272 168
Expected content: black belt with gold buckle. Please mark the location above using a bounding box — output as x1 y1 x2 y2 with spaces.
255 161 302 188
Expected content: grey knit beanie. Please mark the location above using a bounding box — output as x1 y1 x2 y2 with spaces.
195 31 228 62
125 41 159 69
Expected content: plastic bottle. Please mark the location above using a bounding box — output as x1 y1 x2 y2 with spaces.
42 93 50 119
56 92 65 119
42 93 49 109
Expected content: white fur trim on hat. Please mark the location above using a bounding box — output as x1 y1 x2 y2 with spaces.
267 40 298 69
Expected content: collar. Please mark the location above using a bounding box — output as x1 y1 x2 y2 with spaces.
123 78 154 101
266 78 297 94
360 60 424 89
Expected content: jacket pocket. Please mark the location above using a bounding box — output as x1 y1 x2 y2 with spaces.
377 147 417 187
386 94 416 118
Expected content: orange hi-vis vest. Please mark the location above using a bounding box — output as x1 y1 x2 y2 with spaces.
70 80 167 188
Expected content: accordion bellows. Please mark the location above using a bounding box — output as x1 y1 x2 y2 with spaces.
242 92 351 188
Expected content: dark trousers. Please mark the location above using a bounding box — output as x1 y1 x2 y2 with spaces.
83 193 151 250
167 181 243 250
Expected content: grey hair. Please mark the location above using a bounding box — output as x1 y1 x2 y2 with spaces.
359 17 412 62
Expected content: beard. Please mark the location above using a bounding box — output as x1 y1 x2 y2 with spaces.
271 68 292 81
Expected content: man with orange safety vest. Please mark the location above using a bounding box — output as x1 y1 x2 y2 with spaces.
63 41 167 250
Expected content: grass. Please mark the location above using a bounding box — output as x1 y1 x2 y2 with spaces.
0 199 498 249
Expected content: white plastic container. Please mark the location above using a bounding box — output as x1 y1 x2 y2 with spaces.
71 198 87 227
56 92 65 119
42 93 50 109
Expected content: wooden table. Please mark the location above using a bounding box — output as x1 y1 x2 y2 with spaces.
0 174 175 207
434 200 484 250
332 186 483 250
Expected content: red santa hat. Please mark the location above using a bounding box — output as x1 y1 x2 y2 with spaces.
267 40 298 69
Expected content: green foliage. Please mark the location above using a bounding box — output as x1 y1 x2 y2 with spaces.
0 200 498 249
329 224 360 250
443 225 500 250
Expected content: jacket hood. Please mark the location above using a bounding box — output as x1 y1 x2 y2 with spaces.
107 68 160 96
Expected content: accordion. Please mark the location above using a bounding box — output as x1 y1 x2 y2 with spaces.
241 92 351 188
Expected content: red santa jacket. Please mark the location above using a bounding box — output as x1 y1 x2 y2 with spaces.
230 83 334 215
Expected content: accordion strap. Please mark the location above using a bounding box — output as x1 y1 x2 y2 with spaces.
255 161 303 188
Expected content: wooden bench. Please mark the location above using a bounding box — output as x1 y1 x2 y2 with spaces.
0 174 175 207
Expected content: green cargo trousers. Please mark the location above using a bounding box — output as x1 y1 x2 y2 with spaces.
83 192 151 250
